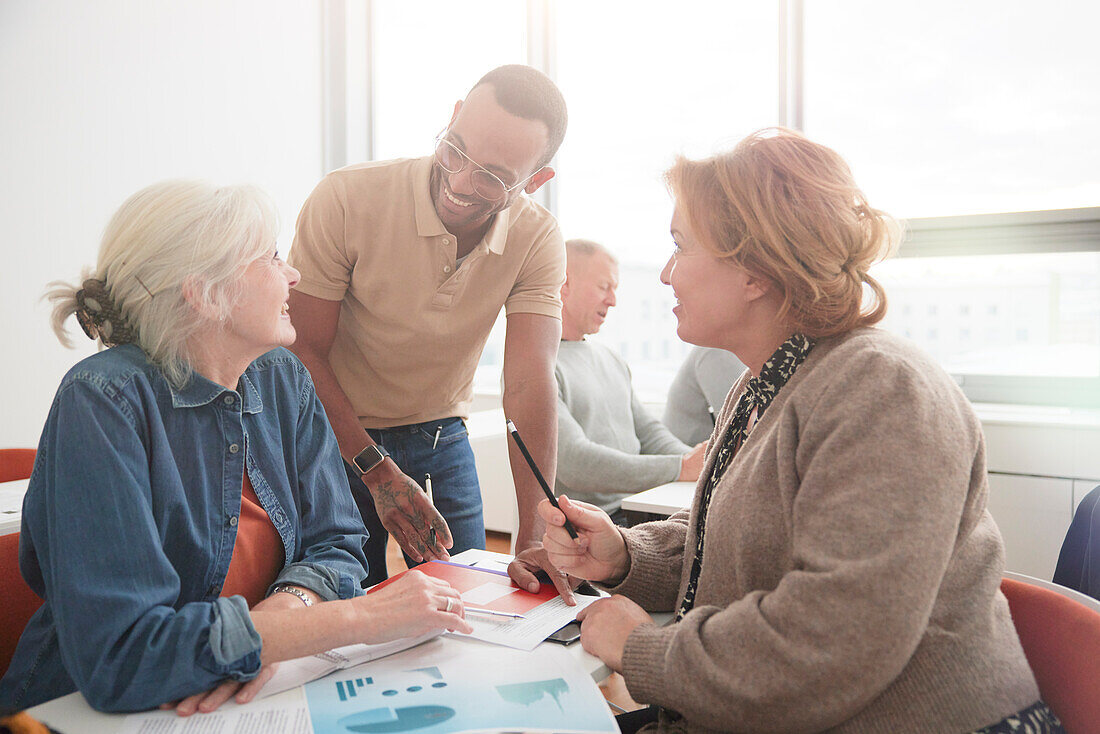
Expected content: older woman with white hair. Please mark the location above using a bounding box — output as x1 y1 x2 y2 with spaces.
0 180 471 714
540 130 1058 733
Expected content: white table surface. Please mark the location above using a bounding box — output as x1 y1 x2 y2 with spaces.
619 480 695 516
0 477 29 536
27 549 608 732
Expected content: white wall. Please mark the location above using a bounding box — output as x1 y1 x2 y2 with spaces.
0 1 325 446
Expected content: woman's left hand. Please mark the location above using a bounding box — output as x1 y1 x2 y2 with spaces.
161 664 279 715
576 595 654 673
160 589 310 714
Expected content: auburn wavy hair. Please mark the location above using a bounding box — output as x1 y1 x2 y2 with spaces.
665 128 901 338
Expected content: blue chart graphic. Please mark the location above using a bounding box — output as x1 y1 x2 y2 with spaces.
336 676 374 701
337 705 455 732
496 678 569 712
305 645 615 733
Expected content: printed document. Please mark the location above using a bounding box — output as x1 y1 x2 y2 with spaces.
303 636 617 733
370 561 599 651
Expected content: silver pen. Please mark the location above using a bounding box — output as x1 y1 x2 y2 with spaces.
465 607 527 620
425 473 437 550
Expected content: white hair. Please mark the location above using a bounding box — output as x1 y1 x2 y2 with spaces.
47 179 279 387
565 238 617 265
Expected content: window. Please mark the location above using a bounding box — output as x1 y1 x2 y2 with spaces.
371 0 525 161
803 1 1100 218
343 1 1100 407
802 0 1100 406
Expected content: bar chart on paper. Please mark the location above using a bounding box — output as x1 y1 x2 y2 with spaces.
335 676 373 702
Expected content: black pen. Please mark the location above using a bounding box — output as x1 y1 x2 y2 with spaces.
505 419 578 539
425 473 437 551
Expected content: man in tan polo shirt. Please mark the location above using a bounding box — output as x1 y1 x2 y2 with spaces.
287 65 576 600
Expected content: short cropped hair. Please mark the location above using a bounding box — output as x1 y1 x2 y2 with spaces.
471 64 568 167
47 180 278 387
565 238 617 265
664 128 901 338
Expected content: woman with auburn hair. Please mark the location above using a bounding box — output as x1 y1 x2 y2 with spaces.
0 180 470 714
540 129 1059 733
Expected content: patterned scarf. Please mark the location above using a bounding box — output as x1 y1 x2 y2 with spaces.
675 333 815 621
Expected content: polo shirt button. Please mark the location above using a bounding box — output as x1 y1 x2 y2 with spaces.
229 515 238 526
442 237 450 245
443 265 452 273
229 443 240 454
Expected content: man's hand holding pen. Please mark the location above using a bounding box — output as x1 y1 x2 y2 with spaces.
505 420 580 605
362 460 451 563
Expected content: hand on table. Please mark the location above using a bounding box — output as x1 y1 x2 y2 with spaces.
678 441 708 481
159 588 310 715
538 494 629 585
364 459 451 563
508 544 577 606
576 595 654 673
161 665 280 716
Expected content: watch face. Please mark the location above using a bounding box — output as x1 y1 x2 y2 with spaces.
354 445 386 474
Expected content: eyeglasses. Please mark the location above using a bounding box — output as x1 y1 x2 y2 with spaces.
433 132 543 202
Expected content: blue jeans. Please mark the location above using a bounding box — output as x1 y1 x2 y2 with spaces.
344 417 485 586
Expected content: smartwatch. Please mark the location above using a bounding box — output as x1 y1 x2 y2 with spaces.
352 443 390 476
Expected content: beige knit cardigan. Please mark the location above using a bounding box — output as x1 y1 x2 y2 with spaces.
611 328 1039 734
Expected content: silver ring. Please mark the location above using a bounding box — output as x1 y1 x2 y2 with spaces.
444 597 454 613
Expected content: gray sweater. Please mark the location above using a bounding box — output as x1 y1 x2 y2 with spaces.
663 346 747 445
610 328 1038 733
555 340 691 513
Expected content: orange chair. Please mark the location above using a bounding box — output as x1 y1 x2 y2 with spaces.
0 448 35 483
0 532 44 679
1000 573 1100 734
1 447 42 679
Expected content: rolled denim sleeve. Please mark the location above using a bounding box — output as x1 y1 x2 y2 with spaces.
208 596 263 672
31 379 262 712
287 370 369 599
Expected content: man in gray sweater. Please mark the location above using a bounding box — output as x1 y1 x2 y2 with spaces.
555 239 706 520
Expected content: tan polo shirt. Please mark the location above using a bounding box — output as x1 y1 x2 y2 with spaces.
289 156 565 428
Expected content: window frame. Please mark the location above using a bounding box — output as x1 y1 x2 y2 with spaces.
895 207 1100 408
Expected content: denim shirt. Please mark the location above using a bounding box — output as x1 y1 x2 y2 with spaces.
0 345 369 712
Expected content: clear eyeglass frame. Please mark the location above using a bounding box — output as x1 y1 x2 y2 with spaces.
433 132 543 201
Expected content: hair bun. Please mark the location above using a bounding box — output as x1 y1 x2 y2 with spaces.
74 278 135 346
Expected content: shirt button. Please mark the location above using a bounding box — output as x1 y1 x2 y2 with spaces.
443 265 452 273
229 443 240 454
223 395 234 405
229 515 238 526
442 237 450 245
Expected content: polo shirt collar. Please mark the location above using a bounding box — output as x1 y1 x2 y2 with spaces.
411 155 514 256
169 367 264 414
